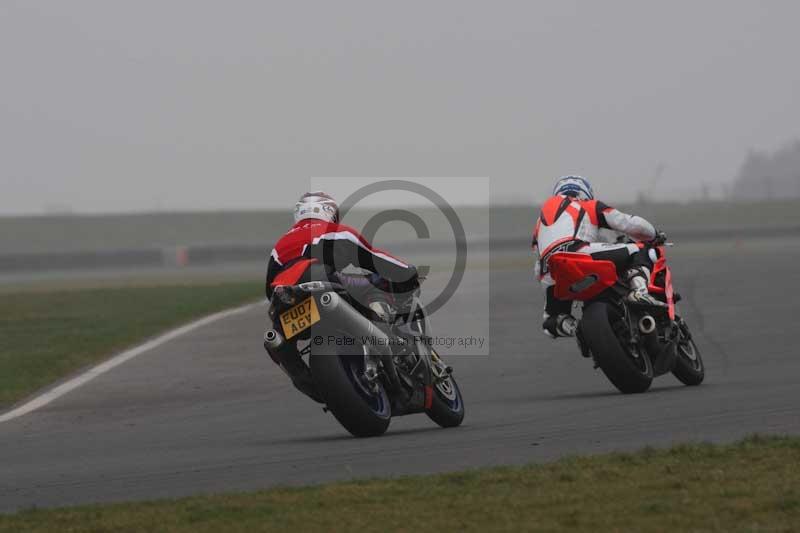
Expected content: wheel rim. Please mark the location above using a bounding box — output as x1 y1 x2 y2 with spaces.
678 338 703 371
435 378 457 401
430 355 462 411
626 341 651 375
611 316 652 376
679 338 697 361
435 378 462 412
342 354 391 418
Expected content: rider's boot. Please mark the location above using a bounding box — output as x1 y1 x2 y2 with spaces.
543 313 578 338
626 268 666 307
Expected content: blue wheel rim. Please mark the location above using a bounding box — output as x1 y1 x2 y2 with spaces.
342 355 391 418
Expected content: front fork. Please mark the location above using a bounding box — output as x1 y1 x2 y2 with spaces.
429 348 454 383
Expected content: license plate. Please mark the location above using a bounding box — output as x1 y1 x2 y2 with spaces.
280 297 321 339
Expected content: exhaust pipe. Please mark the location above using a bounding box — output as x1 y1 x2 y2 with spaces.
264 327 322 399
264 328 295 371
264 329 283 352
635 314 678 374
638 315 657 335
264 329 285 352
318 292 403 392
638 316 659 358
318 292 392 356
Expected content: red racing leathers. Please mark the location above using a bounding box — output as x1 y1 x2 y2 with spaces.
266 219 418 301
264 218 419 401
532 194 657 337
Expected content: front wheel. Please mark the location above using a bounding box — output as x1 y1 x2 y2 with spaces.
425 350 465 428
581 302 653 394
671 320 705 386
310 339 391 438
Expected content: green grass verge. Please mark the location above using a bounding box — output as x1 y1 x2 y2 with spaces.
0 280 262 408
1 436 797 532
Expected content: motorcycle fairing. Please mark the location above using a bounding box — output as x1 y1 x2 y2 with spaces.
548 252 619 301
647 246 676 319
271 258 319 288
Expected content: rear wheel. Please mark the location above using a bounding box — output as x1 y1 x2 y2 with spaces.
671 320 705 386
425 350 465 428
581 302 653 394
311 337 391 438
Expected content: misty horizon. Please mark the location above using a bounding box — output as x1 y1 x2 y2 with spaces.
2 1 799 215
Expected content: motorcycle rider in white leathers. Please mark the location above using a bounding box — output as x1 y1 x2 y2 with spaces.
532 176 666 339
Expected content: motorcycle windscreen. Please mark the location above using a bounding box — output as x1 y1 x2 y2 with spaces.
548 252 619 301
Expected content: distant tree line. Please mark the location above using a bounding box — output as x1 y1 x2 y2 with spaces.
733 140 800 199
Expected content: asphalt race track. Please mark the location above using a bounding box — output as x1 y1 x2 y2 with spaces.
1 236 798 512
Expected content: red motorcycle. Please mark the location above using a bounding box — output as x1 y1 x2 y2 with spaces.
548 238 705 394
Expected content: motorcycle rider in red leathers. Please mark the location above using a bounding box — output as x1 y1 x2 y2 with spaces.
533 176 666 339
265 191 420 401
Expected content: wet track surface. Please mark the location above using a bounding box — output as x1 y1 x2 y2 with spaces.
1 237 799 511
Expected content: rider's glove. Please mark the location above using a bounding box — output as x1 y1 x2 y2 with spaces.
650 230 667 246
388 269 420 295
389 270 420 313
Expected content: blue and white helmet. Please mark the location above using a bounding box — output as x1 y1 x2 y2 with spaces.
553 175 594 201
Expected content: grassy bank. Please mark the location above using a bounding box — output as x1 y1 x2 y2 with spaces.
1 435 797 532
0 280 262 408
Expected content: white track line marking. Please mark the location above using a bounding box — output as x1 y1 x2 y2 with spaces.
0 302 260 424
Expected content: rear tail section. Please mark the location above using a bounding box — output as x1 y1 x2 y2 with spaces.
548 252 619 301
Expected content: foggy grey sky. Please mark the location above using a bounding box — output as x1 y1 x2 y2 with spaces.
1 0 799 214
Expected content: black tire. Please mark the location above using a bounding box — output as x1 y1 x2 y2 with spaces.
426 374 465 428
672 322 705 386
310 339 391 438
581 302 653 394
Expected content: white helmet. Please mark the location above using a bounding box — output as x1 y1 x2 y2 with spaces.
553 175 594 201
294 191 340 223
